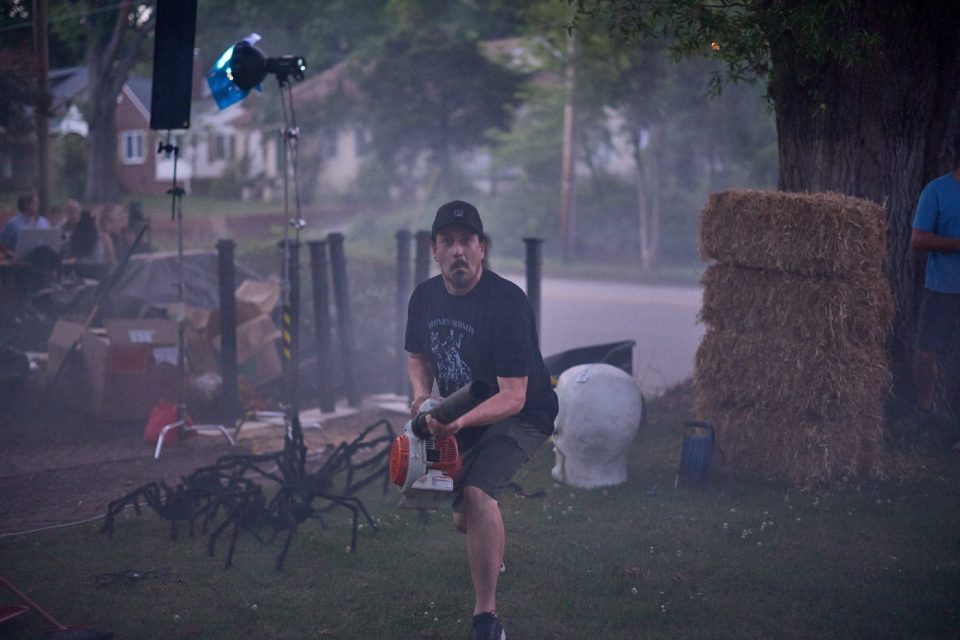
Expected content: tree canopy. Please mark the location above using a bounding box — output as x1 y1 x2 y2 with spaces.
572 0 960 414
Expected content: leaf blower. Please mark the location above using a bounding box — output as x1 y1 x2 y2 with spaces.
389 380 491 510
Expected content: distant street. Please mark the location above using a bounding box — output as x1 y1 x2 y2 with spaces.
507 275 704 396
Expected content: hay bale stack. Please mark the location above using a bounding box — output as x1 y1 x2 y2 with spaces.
695 189 893 487
699 190 886 277
699 264 894 347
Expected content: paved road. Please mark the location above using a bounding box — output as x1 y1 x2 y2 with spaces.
507 275 704 396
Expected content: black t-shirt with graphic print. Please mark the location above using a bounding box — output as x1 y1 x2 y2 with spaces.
405 269 558 447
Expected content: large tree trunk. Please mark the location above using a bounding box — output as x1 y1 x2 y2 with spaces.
765 0 960 416
82 0 153 203
85 72 124 203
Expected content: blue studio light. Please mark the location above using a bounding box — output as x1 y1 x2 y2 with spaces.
207 34 264 110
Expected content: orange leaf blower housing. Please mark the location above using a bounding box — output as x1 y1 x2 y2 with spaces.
388 380 490 494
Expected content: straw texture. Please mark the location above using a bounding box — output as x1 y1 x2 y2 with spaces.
694 189 893 487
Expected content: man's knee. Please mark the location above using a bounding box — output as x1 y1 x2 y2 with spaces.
463 484 496 509
453 511 467 534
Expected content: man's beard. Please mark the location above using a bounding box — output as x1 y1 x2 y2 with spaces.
448 260 472 288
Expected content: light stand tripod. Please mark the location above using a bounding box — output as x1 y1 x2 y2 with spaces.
101 53 395 571
275 65 308 481
155 133 235 458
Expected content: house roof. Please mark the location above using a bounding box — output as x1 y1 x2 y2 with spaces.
49 67 90 108
291 59 354 104
125 76 153 114
47 65 252 131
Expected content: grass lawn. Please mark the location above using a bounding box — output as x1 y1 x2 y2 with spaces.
1 384 958 639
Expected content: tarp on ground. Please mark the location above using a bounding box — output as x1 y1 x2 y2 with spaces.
104 250 264 318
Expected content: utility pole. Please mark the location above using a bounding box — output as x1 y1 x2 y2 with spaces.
559 32 577 262
33 0 50 215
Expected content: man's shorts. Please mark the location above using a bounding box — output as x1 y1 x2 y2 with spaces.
916 288 960 352
451 416 549 512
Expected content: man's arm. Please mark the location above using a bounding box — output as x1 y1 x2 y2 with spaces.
911 228 960 253
427 375 527 438
407 352 435 417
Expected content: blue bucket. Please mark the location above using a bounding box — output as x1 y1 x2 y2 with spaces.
676 421 715 486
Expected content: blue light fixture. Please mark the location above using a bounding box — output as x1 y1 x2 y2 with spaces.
207 33 306 110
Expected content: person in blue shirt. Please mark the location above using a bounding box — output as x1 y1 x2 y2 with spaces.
910 166 960 441
0 192 50 255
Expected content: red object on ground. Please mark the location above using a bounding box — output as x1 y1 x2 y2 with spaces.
142 400 192 446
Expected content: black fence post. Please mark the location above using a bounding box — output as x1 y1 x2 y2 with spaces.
524 237 543 335
414 230 432 286
328 232 360 408
395 230 412 396
216 238 238 429
309 239 337 413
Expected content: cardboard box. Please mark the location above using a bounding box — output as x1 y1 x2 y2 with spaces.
208 280 283 387
213 312 283 386
82 318 179 421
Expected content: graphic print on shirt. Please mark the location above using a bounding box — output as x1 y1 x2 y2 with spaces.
428 318 474 392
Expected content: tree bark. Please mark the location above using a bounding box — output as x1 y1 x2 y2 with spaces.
765 0 960 414
83 1 153 203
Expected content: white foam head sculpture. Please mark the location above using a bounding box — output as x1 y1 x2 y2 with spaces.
552 363 644 489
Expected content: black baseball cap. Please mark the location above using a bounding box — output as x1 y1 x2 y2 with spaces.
431 200 484 238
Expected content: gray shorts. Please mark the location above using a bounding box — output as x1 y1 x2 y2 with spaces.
451 416 549 512
916 289 960 352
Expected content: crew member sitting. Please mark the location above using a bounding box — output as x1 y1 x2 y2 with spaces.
0 192 50 256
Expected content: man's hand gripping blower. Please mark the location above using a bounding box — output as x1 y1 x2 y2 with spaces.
389 381 491 510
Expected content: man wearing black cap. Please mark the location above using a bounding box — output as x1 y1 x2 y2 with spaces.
405 200 558 640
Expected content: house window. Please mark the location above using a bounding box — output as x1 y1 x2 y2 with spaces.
210 133 235 162
120 130 146 165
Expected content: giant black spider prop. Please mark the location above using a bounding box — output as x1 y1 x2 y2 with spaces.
102 418 396 571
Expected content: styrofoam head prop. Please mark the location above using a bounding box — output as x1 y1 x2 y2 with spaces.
552 363 644 489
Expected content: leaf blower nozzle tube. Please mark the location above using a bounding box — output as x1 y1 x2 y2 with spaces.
411 380 492 440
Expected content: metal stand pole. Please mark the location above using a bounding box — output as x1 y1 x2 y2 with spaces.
155 136 235 458
276 74 307 476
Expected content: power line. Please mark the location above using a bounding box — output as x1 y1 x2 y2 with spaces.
0 1 150 35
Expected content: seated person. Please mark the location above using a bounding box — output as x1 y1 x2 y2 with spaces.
95 206 120 268
60 198 82 237
0 192 50 256
69 210 111 279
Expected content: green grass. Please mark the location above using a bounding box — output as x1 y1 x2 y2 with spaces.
2 388 958 639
